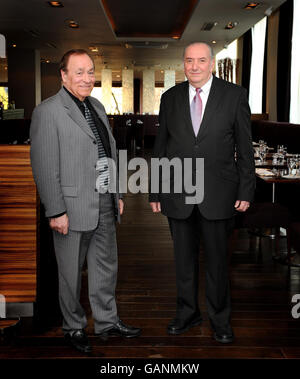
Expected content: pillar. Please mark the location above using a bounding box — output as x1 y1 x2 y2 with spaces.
35 50 41 106
41 63 61 100
122 69 134 113
164 70 175 92
0 34 6 58
7 48 41 118
266 10 279 121
142 70 155 114
101 68 112 114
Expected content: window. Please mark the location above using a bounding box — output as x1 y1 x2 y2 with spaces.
289 0 300 123
216 39 238 84
248 16 267 113
0 86 8 109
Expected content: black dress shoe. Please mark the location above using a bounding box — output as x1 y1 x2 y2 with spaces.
96 320 141 338
64 329 92 353
167 317 202 335
213 332 234 344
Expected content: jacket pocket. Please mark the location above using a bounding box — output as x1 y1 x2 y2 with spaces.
61 186 78 197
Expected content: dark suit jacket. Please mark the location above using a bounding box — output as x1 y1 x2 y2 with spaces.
149 76 255 220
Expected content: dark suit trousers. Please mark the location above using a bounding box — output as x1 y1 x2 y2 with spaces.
168 206 234 335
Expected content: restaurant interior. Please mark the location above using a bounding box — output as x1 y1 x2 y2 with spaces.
0 0 300 365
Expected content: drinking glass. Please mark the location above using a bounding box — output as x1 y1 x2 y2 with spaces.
258 144 267 163
287 157 297 176
272 153 278 165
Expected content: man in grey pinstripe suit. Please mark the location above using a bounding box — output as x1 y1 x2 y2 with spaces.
30 49 141 353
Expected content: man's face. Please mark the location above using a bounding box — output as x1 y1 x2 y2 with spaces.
61 53 95 101
184 43 215 88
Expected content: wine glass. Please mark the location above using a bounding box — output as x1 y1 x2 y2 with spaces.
287 157 297 176
258 144 267 163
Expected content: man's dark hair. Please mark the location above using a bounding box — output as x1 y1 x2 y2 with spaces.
59 49 95 73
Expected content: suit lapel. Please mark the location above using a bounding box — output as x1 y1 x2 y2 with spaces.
179 77 224 140
197 75 223 141
88 97 117 163
180 81 196 137
58 87 95 140
88 97 114 142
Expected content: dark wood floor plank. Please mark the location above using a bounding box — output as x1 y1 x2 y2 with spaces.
0 345 284 359
12 335 300 349
281 348 300 358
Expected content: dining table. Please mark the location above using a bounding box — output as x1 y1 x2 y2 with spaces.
255 167 300 267
255 168 300 203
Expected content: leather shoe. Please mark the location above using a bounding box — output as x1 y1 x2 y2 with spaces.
213 332 234 344
167 317 202 335
96 320 141 338
64 329 92 353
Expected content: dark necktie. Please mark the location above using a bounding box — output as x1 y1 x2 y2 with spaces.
82 102 109 190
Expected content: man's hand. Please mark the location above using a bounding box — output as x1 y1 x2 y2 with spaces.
119 199 124 215
150 202 161 213
49 214 69 235
234 200 250 212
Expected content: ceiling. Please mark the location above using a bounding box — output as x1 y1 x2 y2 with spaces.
0 0 286 81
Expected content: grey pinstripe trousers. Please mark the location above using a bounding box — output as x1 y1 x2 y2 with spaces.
52 193 119 334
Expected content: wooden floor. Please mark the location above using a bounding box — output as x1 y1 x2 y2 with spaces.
1 157 300 364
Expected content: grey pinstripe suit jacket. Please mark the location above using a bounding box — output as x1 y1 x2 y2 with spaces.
30 87 121 231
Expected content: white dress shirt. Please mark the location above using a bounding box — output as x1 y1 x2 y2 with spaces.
189 75 213 122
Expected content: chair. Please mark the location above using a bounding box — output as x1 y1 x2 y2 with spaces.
230 202 291 262
289 222 300 267
0 318 20 345
113 121 131 150
133 120 145 155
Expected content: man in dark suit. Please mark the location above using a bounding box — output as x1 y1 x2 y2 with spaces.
149 42 255 343
30 49 141 353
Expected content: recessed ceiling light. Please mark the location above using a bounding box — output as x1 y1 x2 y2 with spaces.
244 2 260 9
48 1 64 7
12 44 17 48
172 36 180 40
68 20 79 29
89 46 99 52
225 21 238 29
212 40 217 44
46 60 50 63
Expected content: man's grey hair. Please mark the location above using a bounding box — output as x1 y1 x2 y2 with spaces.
183 42 214 60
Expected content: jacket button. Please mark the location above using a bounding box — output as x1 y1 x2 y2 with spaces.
94 188 97 192
93 140 97 144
